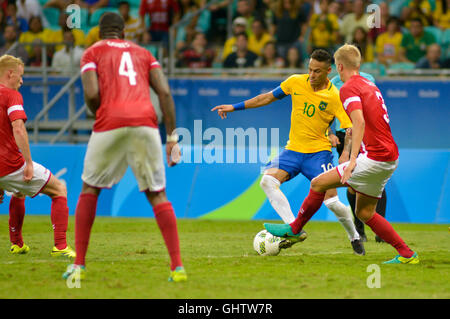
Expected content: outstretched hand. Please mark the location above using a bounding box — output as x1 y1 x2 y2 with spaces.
211 104 235 119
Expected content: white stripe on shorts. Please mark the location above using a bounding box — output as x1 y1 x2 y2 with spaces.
7 105 24 115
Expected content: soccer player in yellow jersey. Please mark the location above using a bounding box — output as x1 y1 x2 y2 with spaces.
212 49 365 255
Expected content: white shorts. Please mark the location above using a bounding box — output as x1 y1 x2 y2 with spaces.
82 126 166 192
336 153 398 199
0 162 51 197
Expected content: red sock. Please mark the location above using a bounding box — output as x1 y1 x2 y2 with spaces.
153 201 182 271
365 213 414 258
51 196 69 250
74 193 98 266
290 189 326 234
9 196 26 247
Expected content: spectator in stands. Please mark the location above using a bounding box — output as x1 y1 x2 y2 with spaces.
177 31 215 68
51 12 85 53
51 29 84 75
139 0 180 49
352 26 374 62
175 0 211 51
248 18 272 56
340 0 369 43
44 0 76 11
308 0 339 54
399 18 436 63
368 1 390 44
0 8 5 46
74 0 108 14
27 38 50 66
415 43 443 68
19 15 53 56
433 0 450 30
222 17 248 61
401 0 433 28
118 1 142 43
6 2 28 33
0 25 29 64
235 0 257 34
284 45 303 68
16 0 49 28
141 30 160 57
328 1 343 24
85 24 100 47
270 0 311 59
255 40 284 68
207 0 231 43
223 32 258 68
375 16 403 66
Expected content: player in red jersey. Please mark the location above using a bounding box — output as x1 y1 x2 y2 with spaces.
265 44 419 264
62 12 186 282
0 54 75 258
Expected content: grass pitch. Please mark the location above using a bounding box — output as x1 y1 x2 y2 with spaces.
0 215 449 299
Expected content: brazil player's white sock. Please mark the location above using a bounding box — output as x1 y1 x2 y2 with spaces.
260 175 296 224
324 196 360 241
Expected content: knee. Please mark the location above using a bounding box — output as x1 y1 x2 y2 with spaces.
311 176 325 192
356 209 373 223
54 180 67 198
260 175 280 192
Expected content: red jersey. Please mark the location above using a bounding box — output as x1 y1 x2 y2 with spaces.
0 85 27 177
340 75 399 162
80 39 161 132
139 0 179 32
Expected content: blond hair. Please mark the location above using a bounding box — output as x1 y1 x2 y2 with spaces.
333 44 361 69
0 55 24 77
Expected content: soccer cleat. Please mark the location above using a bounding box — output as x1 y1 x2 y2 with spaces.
383 252 419 264
62 264 86 280
10 244 30 254
51 245 76 258
168 266 187 283
360 234 368 242
279 231 308 249
351 239 365 256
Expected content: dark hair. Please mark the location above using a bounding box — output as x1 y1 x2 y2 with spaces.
310 49 332 65
410 17 423 26
99 12 125 37
235 31 248 40
118 1 130 7
386 16 399 27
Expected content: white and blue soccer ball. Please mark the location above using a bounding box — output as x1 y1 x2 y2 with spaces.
253 229 282 256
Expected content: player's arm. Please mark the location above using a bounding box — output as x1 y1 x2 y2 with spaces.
81 70 100 115
327 126 340 147
149 67 180 167
11 119 33 182
339 128 352 164
211 86 284 119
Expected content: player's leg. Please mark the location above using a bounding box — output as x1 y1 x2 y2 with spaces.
40 174 74 256
9 193 28 253
355 193 418 263
260 168 295 223
346 187 367 241
375 189 387 242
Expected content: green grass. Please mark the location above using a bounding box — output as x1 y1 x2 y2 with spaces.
0 215 449 299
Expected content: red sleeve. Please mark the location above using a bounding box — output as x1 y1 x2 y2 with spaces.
148 50 161 69
139 0 147 17
80 47 97 73
171 0 180 12
340 84 362 115
7 90 27 123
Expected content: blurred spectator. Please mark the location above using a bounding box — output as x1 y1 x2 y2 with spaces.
223 32 258 68
0 0 8 14
207 0 231 43
19 16 53 56
375 16 403 66
51 29 84 75
27 38 50 66
402 0 433 27
235 0 258 34
248 18 272 56
139 0 180 49
340 0 369 43
44 0 76 11
255 40 284 67
415 43 443 68
399 18 436 63
6 2 28 33
16 0 49 28
328 1 343 24
308 0 339 54
177 31 215 68
175 0 211 50
74 0 108 14
51 12 85 52
352 26 374 62
118 1 142 43
222 17 248 60
284 45 303 68
0 25 29 64
271 0 311 60
141 30 160 57
433 0 450 29
368 1 390 44
85 24 100 47
0 8 5 46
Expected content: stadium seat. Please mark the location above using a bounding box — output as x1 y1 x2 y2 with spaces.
89 7 119 27
389 0 407 17
441 29 450 58
360 62 386 76
79 8 90 34
43 7 61 29
425 26 442 43
388 62 415 70
128 0 142 9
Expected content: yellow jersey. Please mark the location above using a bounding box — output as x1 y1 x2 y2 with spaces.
279 74 352 153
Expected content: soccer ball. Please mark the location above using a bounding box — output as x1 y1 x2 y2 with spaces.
253 230 282 256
